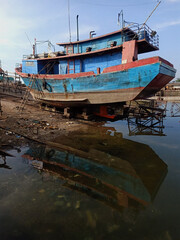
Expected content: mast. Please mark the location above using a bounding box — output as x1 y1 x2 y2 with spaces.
68 0 72 42
118 10 124 29
77 15 79 54
77 15 79 41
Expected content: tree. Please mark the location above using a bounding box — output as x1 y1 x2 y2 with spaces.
176 78 180 82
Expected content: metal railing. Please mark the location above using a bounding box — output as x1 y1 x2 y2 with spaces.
123 21 159 49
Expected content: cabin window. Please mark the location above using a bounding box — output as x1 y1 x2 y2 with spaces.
66 45 74 54
26 61 35 67
91 44 96 50
107 40 111 47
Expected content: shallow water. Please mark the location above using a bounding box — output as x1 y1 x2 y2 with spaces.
0 102 180 240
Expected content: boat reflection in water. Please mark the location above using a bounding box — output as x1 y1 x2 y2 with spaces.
23 126 167 211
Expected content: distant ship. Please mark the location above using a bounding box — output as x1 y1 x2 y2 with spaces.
16 21 176 110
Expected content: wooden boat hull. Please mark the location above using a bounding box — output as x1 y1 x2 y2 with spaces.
16 56 176 107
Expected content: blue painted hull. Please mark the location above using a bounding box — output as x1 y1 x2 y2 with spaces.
19 58 176 107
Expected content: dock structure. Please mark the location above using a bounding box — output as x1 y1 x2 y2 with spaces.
0 70 30 99
156 82 180 101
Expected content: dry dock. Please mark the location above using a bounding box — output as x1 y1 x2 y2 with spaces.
0 80 179 148
0 93 92 149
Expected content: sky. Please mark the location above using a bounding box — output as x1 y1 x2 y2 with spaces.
0 0 180 79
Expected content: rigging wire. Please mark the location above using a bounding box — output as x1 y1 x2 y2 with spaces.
25 32 33 49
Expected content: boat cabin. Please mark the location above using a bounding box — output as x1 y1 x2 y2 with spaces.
22 23 159 75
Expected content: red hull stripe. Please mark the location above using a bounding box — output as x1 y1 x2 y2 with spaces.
103 56 173 73
16 71 95 79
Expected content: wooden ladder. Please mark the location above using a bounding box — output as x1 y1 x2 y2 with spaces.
18 76 35 112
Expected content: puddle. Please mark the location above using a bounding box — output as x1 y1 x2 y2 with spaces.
0 102 180 240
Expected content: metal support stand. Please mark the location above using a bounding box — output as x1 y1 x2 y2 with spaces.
127 100 166 136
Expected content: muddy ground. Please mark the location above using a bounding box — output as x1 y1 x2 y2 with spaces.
0 94 97 149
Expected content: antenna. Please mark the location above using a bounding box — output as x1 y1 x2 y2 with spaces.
68 0 72 42
25 32 33 48
35 40 55 54
77 15 79 41
118 10 124 29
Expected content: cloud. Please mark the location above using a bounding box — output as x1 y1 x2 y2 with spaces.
155 19 180 30
166 0 180 2
0 0 98 72
0 0 68 71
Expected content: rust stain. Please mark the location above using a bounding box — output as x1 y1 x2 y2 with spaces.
63 82 68 99
138 73 142 87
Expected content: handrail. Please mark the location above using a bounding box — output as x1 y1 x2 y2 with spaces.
123 22 159 49
23 23 159 60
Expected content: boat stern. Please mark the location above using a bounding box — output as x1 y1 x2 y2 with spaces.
134 57 176 99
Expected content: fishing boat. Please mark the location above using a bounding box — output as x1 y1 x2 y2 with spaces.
15 20 176 112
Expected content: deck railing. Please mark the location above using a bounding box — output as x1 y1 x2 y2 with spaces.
124 22 159 49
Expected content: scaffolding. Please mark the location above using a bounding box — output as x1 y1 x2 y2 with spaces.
0 70 23 94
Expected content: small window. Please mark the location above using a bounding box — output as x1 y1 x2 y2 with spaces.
66 45 74 54
26 61 35 67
